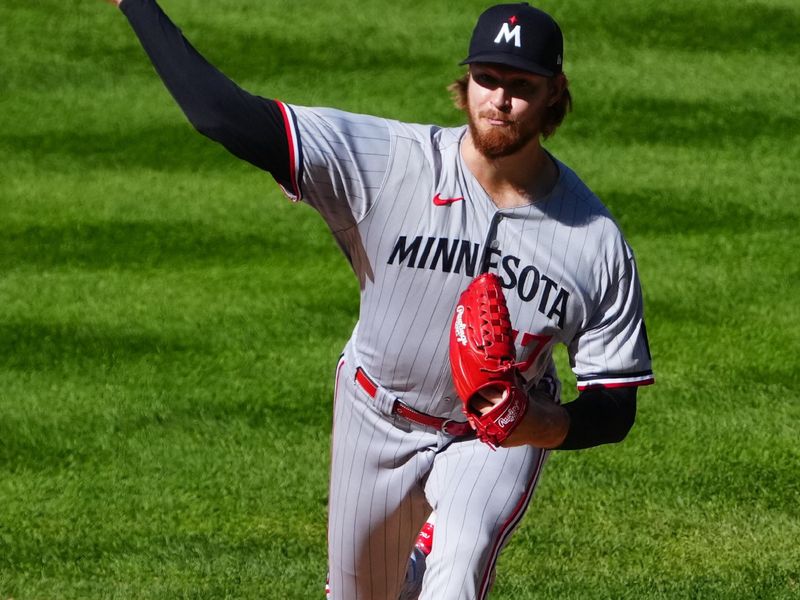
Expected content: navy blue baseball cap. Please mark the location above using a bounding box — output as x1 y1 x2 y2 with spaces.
461 3 564 76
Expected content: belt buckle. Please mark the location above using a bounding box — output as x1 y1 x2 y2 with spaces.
440 418 455 435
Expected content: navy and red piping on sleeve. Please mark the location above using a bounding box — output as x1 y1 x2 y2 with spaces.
275 101 304 200
121 0 298 195
576 369 655 391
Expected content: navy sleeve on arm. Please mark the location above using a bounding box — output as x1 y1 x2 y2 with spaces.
556 386 637 450
121 0 291 188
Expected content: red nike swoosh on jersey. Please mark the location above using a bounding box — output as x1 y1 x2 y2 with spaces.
433 193 464 206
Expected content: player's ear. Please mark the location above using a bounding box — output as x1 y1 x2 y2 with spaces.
547 73 566 107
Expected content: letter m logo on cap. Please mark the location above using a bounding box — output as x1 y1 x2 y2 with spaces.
494 22 521 47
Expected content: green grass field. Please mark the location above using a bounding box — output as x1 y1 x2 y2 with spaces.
1 0 799 598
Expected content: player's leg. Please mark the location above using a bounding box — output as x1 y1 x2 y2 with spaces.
420 439 549 600
327 357 434 599
398 514 436 600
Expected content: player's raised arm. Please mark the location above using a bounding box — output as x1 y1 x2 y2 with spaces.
106 0 292 189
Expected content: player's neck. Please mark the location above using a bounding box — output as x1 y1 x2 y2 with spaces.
461 134 557 209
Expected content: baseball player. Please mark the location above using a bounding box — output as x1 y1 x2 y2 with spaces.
104 1 654 598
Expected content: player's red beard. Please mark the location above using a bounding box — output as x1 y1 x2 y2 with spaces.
467 109 540 159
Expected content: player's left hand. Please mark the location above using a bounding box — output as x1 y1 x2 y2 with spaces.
475 385 569 448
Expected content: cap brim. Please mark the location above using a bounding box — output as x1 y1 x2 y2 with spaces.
460 53 556 77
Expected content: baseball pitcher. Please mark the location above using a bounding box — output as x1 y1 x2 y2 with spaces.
102 1 654 598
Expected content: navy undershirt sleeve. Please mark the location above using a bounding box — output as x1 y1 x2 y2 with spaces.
120 0 291 188
556 386 637 450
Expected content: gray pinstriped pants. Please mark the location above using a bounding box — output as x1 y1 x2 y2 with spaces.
327 347 549 600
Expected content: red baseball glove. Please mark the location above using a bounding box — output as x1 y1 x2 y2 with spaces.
449 273 528 448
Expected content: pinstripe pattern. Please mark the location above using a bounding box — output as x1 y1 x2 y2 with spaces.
328 346 439 599
287 104 652 409
476 448 549 599
329 345 552 599
419 440 548 600
287 105 653 598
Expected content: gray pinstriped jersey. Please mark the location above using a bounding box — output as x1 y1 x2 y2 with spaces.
278 103 653 419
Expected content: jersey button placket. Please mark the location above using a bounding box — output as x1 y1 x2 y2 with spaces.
481 212 505 274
